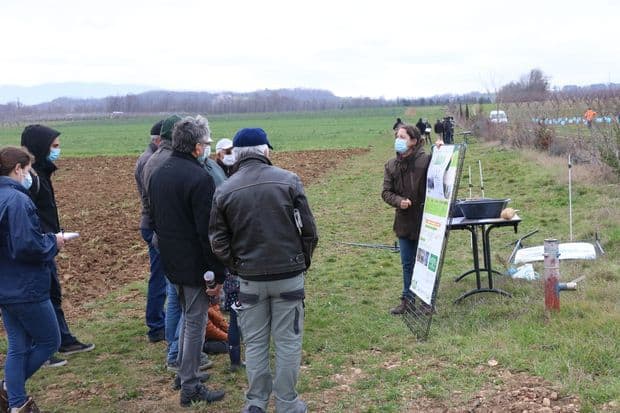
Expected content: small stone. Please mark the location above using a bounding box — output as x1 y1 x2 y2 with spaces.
488 359 499 367
539 408 552 413
550 392 558 400
542 398 551 407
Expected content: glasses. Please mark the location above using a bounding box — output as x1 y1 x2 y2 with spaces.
223 148 233 155
198 141 211 147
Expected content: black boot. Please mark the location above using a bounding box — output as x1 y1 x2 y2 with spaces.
179 384 225 407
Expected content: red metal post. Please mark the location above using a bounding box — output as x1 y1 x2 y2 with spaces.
544 239 560 311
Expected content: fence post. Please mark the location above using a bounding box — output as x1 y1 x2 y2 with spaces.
544 239 561 311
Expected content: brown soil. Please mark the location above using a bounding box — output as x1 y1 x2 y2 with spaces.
51 149 367 315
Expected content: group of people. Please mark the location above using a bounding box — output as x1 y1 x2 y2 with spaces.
134 115 319 411
0 115 318 412
1 112 437 412
0 125 95 413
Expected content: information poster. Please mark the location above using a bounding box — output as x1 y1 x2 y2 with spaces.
410 145 460 304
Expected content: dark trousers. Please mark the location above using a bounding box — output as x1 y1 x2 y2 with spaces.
140 228 167 338
50 261 77 347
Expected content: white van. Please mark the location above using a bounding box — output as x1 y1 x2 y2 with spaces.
489 110 508 123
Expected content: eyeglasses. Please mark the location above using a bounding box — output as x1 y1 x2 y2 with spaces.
198 141 211 147
223 148 233 155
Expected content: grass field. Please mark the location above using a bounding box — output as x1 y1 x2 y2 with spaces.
0 107 446 155
0 107 618 412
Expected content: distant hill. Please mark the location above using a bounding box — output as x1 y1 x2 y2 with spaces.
0 82 155 105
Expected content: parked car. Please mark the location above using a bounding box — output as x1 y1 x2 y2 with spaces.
489 110 508 123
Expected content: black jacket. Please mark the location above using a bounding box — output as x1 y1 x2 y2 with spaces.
20 125 61 233
209 154 319 280
148 151 225 286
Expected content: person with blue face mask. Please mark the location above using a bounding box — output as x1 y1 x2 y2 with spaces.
20 125 95 369
0 146 65 413
382 124 443 315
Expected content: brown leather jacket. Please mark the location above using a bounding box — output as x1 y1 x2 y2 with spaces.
382 145 430 240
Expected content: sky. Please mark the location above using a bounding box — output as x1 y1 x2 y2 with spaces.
1 0 619 101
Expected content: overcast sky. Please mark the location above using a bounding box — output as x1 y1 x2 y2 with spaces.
1 0 619 99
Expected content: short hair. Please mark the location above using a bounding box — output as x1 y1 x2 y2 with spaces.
233 145 268 159
0 146 34 176
172 116 211 154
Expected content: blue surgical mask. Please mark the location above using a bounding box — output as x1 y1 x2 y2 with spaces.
21 170 33 190
48 147 61 162
394 138 408 154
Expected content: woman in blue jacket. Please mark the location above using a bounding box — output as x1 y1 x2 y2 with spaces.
0 146 63 413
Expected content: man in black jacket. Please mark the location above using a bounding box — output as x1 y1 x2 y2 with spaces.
148 116 225 407
21 125 95 367
210 128 318 413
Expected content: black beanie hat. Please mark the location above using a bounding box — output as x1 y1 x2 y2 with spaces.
150 120 164 136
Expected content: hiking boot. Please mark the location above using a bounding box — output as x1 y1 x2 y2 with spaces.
1 380 8 413
10 396 40 413
172 372 210 391
147 329 165 343
179 383 224 407
42 356 67 367
58 340 95 355
390 298 408 315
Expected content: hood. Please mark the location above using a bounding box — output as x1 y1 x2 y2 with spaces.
20 124 60 169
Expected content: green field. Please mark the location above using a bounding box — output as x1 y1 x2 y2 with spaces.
0 107 618 412
0 107 447 155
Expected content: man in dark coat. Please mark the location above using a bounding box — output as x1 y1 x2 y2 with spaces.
148 116 225 407
134 120 167 343
21 125 95 366
209 128 318 413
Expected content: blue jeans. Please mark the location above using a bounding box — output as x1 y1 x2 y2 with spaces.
1 300 60 408
398 237 419 301
165 280 182 364
140 229 167 338
49 261 77 347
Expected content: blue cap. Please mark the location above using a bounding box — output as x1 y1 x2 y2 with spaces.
232 128 273 149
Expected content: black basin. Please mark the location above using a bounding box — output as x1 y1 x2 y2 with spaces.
457 198 510 219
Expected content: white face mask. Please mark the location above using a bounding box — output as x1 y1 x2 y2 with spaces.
204 145 211 158
222 153 236 166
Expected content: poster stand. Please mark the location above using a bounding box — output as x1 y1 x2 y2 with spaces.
402 144 466 341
